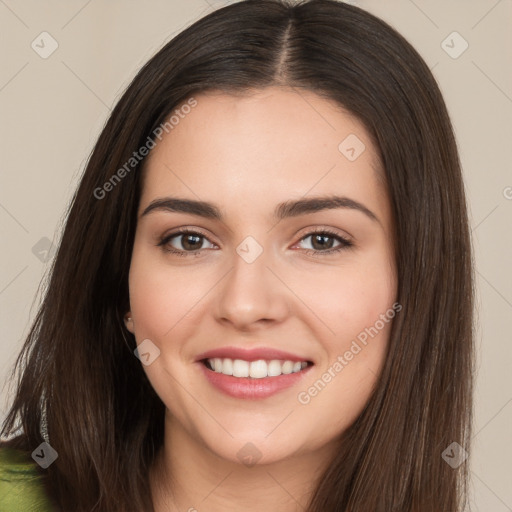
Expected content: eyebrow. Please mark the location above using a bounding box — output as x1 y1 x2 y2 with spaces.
140 195 380 224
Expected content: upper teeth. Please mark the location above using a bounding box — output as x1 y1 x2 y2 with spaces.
207 358 308 378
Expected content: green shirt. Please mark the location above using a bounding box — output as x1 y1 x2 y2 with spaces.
0 446 56 511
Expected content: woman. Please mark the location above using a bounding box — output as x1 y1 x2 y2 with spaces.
0 0 474 510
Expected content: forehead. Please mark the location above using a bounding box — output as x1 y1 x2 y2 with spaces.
139 87 387 223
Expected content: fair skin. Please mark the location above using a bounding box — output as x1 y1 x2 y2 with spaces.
125 86 397 512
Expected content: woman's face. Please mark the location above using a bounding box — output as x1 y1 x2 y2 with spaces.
126 87 397 465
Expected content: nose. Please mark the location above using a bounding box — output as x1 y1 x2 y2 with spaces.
214 243 290 332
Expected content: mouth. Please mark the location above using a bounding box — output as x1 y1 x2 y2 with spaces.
196 356 314 400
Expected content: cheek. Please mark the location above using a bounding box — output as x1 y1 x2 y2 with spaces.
127 247 203 401
337 267 395 346
295 256 396 346
297 275 395 435
128 246 206 339
293 249 396 412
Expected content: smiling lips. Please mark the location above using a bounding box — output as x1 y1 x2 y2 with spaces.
195 346 314 399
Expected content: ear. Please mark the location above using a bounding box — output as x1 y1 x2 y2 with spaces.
124 312 134 334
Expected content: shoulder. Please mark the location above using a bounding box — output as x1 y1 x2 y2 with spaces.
0 444 57 512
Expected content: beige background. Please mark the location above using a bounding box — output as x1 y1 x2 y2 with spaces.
0 0 511 510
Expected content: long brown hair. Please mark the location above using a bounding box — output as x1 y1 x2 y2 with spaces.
1 1 474 510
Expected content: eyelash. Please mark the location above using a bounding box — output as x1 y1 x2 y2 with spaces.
156 227 353 258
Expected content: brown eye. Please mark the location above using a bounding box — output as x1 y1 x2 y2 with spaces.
174 233 204 251
157 229 216 255
295 229 353 256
